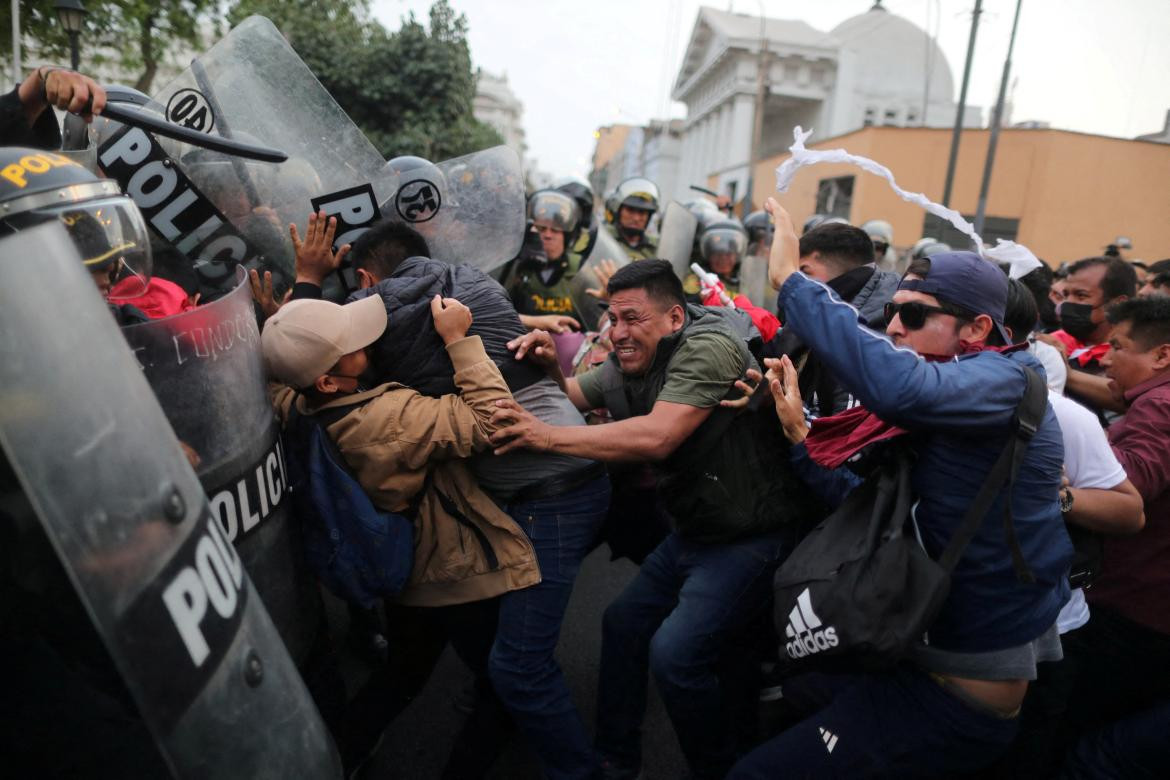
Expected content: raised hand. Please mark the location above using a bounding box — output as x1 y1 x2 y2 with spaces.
764 198 800 291
586 259 619 301
20 67 106 122
291 210 352 286
249 268 290 318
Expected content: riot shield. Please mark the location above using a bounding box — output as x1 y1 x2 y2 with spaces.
656 201 699 280
92 15 524 297
738 253 773 309
121 267 321 667
0 223 339 778
383 145 526 274
571 226 632 329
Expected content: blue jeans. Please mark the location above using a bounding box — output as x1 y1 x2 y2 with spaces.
595 530 792 779
728 665 1020 779
489 475 611 780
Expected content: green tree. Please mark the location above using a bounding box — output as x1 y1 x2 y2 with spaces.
227 0 502 160
1 1 218 94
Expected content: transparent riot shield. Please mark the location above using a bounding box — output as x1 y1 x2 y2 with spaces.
382 145 526 274
0 223 339 778
121 268 321 667
91 15 524 297
738 252 773 309
571 226 632 329
656 201 699 280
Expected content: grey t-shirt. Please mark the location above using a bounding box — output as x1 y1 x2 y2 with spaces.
469 376 595 499
911 622 1063 681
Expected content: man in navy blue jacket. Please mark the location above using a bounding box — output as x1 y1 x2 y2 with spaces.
729 199 1073 779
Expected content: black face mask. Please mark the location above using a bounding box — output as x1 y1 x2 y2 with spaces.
1058 301 1098 342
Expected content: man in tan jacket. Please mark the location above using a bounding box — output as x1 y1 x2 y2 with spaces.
262 292 537 775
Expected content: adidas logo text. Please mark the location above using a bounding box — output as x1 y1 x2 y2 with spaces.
784 588 839 659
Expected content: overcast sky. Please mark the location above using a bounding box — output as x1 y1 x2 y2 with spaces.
370 0 1170 180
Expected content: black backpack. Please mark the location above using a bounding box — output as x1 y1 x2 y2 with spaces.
284 398 416 609
772 367 1047 670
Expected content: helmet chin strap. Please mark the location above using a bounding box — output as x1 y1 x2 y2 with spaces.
619 225 644 244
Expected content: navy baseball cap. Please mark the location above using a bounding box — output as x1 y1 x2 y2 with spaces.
899 251 1011 344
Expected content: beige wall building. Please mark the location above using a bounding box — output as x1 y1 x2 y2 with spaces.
748 125 1170 265
589 124 634 197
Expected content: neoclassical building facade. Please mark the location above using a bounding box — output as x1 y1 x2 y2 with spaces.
669 2 980 206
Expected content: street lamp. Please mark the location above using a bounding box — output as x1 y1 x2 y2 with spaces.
54 0 86 70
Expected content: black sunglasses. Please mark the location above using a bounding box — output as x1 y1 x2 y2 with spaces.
873 242 889 254
884 300 973 330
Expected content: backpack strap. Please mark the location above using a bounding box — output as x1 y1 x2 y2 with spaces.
936 367 1046 582
287 393 428 519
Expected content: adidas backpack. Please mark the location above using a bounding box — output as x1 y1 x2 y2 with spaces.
773 367 1046 670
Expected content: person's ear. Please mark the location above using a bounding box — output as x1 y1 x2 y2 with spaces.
1151 342 1170 370
356 268 376 290
668 303 685 331
964 314 995 343
314 373 340 395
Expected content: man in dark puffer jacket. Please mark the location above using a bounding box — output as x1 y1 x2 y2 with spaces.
290 215 610 780
771 221 900 419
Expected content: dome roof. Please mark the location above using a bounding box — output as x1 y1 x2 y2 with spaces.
829 4 954 104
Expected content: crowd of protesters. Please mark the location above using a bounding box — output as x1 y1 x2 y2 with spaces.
3 65 1169 780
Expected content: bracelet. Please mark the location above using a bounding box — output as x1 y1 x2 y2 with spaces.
36 66 64 100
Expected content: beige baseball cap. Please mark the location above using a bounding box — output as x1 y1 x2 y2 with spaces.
261 295 387 388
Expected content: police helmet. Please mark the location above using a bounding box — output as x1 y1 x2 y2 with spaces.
699 218 748 266
384 155 435 177
602 188 617 223
384 155 445 197
553 175 594 227
803 213 849 234
743 210 773 243
0 147 152 300
861 219 893 244
911 238 952 260
611 177 659 221
527 190 582 247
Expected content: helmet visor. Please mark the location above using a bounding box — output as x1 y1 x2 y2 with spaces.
46 197 154 300
700 227 747 261
616 177 660 212
528 190 581 233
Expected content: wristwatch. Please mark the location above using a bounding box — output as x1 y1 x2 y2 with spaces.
1059 486 1075 514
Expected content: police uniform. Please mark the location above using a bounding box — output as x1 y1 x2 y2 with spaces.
683 269 740 304
509 250 586 321
605 222 659 261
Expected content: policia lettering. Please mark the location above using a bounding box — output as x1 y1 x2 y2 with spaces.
117 510 248 733
163 513 245 666
98 126 264 275
207 436 288 543
0 151 78 188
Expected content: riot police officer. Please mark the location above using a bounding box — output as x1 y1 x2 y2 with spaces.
744 210 774 259
683 216 749 303
0 146 153 324
605 176 659 260
509 189 586 332
554 174 597 261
